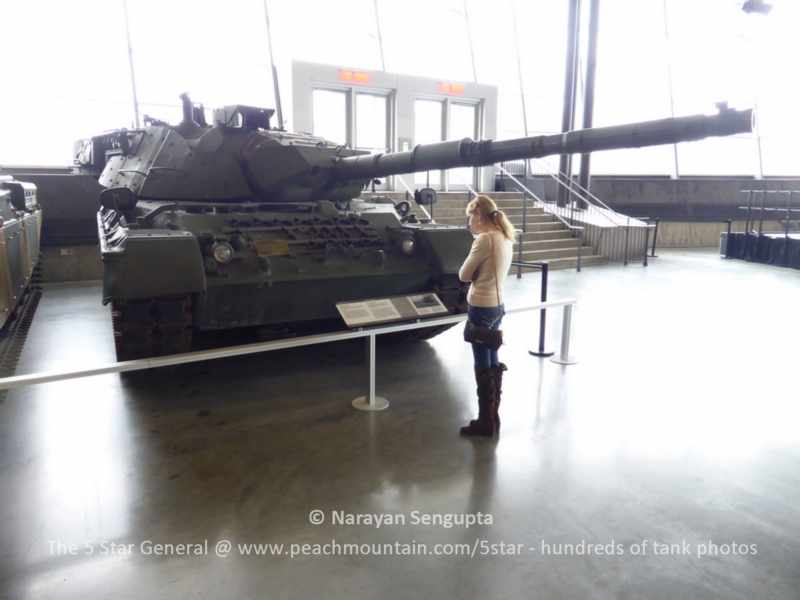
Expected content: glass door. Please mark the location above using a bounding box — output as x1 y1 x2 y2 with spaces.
447 102 478 189
355 93 389 155
312 89 348 145
355 93 391 190
414 99 444 188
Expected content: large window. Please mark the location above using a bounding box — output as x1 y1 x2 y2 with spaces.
447 102 478 188
1 0 796 176
414 99 480 189
312 89 347 145
414 100 444 187
355 93 389 154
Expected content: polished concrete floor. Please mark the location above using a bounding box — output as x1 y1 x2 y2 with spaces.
1 249 799 599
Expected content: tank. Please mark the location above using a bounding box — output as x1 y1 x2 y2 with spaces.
95 94 752 360
0 136 112 247
0 177 42 329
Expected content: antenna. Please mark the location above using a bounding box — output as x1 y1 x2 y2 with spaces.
262 0 284 130
122 0 141 129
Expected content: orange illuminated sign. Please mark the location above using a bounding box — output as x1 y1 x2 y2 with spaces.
437 82 465 95
339 69 370 84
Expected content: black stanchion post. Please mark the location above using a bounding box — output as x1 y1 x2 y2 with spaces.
744 190 754 260
784 191 793 266
516 191 526 280
745 190 753 233
529 262 554 358
724 219 732 258
642 225 650 267
650 218 659 257
623 216 630 266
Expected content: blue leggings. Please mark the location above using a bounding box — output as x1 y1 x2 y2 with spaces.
468 304 504 369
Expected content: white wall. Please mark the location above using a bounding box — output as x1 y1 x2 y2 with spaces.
0 0 795 177
292 61 498 191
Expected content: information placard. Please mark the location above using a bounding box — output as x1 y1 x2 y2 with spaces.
336 292 450 328
407 293 447 316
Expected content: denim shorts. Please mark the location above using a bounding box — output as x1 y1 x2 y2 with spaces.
467 304 505 329
467 304 505 369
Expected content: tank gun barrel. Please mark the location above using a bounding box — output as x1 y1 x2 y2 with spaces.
332 106 753 181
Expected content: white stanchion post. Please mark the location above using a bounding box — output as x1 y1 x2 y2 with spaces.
550 304 578 365
352 332 389 411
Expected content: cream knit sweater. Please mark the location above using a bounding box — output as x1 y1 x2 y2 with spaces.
458 231 513 307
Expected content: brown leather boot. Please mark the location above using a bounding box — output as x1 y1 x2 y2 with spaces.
466 366 486 428
460 367 495 437
489 363 507 434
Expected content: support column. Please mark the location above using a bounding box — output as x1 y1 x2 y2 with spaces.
557 0 582 208
577 0 600 209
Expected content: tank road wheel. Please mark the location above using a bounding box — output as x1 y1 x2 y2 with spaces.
111 295 193 361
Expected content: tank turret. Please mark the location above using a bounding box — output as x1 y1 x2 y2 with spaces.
97 97 751 207
94 95 753 360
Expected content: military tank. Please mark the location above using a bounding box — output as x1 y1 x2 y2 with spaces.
93 94 752 360
0 177 41 330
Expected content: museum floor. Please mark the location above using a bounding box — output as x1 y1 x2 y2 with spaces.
1 248 798 599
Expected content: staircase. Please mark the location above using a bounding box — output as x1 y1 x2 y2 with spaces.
428 192 608 270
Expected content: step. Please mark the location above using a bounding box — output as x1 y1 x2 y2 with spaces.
506 211 553 221
548 254 608 269
517 222 566 233
433 217 468 226
493 198 527 208
514 238 580 251
435 216 566 231
430 196 528 207
433 214 554 226
514 245 594 260
507 216 561 227
431 206 543 218
512 254 608 272
518 230 574 241
359 191 526 201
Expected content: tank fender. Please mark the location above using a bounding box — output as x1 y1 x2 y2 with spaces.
100 228 206 304
405 226 473 276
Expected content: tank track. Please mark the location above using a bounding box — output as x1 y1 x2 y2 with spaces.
0 253 43 400
111 295 193 361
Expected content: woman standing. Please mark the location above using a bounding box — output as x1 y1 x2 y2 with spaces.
458 195 515 437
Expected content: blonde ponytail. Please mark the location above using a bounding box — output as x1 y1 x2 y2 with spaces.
465 194 515 241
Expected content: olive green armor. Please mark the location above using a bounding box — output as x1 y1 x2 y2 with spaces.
94 94 752 359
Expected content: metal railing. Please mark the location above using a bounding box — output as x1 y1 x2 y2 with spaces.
629 216 661 265
525 158 631 228
499 160 624 225
724 190 800 264
0 299 580 411
499 159 661 268
739 189 800 237
497 166 585 273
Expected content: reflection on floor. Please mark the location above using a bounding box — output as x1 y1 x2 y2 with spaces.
1 249 799 599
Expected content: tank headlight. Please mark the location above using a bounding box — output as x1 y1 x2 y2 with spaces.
401 238 415 255
212 241 234 264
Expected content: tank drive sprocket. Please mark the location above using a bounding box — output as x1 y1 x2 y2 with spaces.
111 295 193 361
